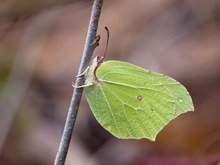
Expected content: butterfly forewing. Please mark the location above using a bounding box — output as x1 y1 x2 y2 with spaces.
85 60 193 140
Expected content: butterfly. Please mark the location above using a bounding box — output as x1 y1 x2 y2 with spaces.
73 27 193 140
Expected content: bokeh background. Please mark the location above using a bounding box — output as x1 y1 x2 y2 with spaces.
1 0 220 164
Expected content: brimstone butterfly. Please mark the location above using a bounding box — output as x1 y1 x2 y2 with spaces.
75 55 193 141
74 27 193 140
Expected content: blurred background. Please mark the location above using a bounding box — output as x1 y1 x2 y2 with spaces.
1 0 220 164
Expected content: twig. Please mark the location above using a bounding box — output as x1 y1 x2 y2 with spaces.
54 0 104 165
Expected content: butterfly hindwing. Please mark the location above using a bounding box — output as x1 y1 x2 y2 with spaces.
85 60 193 140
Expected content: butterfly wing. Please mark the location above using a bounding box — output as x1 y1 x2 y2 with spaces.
85 60 193 140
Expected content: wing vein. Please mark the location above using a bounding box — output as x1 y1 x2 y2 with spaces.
103 84 150 138
99 85 121 137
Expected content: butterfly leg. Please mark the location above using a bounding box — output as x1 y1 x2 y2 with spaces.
72 82 93 88
76 66 90 78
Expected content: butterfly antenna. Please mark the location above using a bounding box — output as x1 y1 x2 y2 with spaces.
103 26 109 60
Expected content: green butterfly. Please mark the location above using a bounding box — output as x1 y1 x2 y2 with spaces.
74 55 194 141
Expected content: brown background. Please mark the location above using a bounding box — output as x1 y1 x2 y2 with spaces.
0 0 220 164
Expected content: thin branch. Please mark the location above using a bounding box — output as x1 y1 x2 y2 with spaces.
54 0 104 165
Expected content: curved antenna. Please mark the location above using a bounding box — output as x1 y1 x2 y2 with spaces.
103 26 109 59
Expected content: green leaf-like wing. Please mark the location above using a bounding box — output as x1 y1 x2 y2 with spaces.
85 60 193 140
